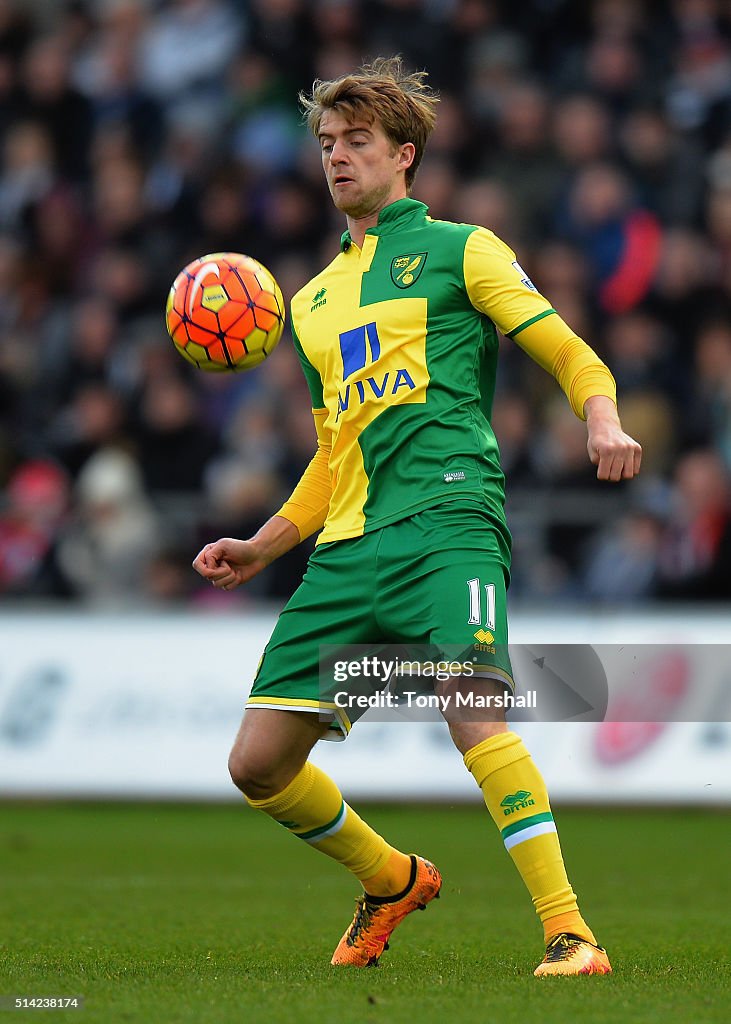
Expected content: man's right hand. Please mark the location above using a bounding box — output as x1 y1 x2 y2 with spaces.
192 538 269 590
192 516 301 590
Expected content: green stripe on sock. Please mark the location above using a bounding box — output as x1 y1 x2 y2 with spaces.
294 801 346 842
501 811 554 841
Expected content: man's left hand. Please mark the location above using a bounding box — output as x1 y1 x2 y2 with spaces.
584 396 642 482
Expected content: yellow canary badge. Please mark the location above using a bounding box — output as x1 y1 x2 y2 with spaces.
391 253 427 288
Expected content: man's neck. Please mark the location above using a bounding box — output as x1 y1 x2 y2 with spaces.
346 211 381 250
345 191 408 248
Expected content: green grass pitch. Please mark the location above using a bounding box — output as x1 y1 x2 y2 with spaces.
1 802 729 1023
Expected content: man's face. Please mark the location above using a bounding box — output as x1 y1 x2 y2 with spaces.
318 108 412 219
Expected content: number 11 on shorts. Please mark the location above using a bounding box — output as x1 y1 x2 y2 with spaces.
467 578 495 629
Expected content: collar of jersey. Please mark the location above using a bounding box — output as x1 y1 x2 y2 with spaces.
339 198 429 252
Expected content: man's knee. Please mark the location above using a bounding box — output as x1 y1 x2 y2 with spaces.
447 719 508 756
228 707 327 800
228 745 292 800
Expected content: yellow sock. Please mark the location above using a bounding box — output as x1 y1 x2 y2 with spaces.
246 762 411 894
464 733 596 945
361 849 413 897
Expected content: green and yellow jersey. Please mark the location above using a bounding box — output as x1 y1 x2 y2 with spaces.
278 198 615 551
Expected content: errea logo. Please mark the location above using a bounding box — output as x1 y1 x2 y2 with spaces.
473 629 494 645
500 790 535 815
311 287 327 311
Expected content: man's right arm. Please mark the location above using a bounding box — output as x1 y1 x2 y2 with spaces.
192 407 333 590
276 317 333 539
275 407 332 540
193 311 334 589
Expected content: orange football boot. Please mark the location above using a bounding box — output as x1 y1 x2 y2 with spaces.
534 932 612 976
331 855 442 967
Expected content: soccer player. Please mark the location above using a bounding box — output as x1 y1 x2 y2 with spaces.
193 57 641 976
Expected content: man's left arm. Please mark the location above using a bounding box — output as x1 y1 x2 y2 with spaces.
514 315 642 482
462 228 642 483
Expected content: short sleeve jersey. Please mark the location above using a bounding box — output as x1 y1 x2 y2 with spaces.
290 199 557 554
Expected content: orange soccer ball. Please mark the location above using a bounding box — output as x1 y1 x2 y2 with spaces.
165 252 285 372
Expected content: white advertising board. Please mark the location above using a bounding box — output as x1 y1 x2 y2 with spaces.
0 611 729 803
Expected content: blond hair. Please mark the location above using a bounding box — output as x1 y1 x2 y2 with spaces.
300 56 439 190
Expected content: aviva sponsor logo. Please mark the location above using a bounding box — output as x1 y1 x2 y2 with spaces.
500 790 535 816
339 321 381 378
336 321 416 421
336 369 416 421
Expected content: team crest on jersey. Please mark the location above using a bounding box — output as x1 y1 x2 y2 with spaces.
390 252 427 288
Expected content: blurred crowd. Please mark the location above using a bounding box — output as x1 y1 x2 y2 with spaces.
1 0 731 607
